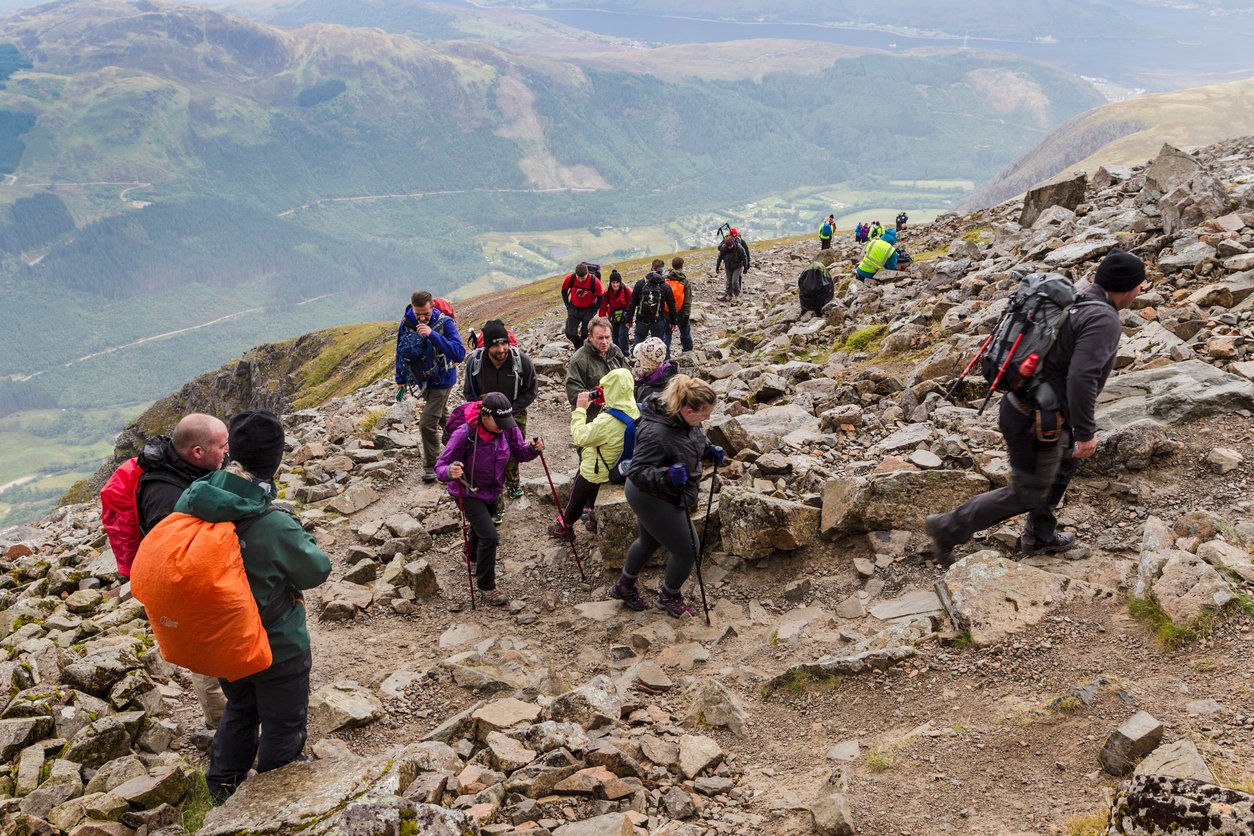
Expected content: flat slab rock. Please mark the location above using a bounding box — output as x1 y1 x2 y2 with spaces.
1108 775 1254 835
937 551 1102 647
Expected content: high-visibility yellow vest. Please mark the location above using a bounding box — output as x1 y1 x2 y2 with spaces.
857 239 896 274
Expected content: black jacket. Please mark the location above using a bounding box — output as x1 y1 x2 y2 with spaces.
715 237 750 272
1038 285 1122 442
627 396 712 510
463 347 538 411
626 273 676 325
136 436 214 533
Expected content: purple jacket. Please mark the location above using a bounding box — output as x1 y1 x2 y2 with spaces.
435 422 538 503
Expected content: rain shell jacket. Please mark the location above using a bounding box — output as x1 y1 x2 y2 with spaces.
572 369 641 484
599 284 632 323
565 342 630 407
627 395 712 511
394 305 465 391
173 471 331 665
436 413 539 503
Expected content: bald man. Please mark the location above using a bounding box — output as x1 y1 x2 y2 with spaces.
136 413 229 533
134 412 230 730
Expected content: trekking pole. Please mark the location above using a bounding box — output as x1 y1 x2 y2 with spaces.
455 484 476 610
690 462 718 626
537 448 586 580
943 331 996 403
979 331 1023 415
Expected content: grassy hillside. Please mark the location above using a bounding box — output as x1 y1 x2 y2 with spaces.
965 76 1254 209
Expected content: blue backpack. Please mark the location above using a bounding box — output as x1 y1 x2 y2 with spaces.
399 314 455 388
596 407 636 484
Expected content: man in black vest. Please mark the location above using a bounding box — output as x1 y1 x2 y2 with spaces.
926 250 1146 562
463 320 538 499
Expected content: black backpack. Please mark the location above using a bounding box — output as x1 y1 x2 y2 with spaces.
979 273 1095 395
798 260 834 313
637 278 664 323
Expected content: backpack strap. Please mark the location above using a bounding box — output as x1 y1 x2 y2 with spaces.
234 508 304 627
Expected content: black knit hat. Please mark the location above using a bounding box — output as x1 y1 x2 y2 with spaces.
482 319 510 346
228 411 285 480
1094 249 1146 293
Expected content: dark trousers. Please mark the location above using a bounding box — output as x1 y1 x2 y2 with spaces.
564 306 598 350
930 398 1077 548
610 321 630 354
208 649 312 798
634 319 668 349
820 238 831 250
623 479 698 592
560 473 602 528
673 318 693 353
461 495 501 590
504 411 526 487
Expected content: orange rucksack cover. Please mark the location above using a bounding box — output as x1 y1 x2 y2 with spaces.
131 512 272 682
100 458 142 578
665 278 685 313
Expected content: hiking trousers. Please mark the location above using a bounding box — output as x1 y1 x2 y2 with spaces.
928 397 1078 548
462 495 501 591
565 305 598 350
663 319 693 354
724 265 743 298
208 648 312 800
634 319 667 350
623 479 698 592
560 473 602 529
611 321 630 354
820 238 831 250
190 671 227 729
504 411 527 487
419 386 452 471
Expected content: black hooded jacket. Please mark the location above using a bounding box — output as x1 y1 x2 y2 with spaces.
627 396 712 510
136 436 214 533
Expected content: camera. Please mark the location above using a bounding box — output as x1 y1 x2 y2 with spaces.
586 387 605 405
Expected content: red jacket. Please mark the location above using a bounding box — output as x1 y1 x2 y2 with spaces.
599 285 632 320
562 272 603 309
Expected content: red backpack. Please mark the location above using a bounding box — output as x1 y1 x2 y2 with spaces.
100 459 143 577
473 329 517 348
433 297 455 319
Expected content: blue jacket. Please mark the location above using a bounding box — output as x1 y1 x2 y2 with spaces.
394 306 466 390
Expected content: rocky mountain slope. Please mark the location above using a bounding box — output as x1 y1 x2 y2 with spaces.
3 138 1254 834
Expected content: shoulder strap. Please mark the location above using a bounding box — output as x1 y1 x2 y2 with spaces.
232 508 303 627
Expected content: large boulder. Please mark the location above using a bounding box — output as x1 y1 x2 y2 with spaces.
937 552 1102 647
1096 361 1254 427
1141 551 1236 625
821 471 989 537
719 487 819 559
1019 169 1087 227
706 404 819 454
1106 775 1254 835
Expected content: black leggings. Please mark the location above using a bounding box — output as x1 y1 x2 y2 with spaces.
560 474 602 528
623 479 698 592
460 495 500 590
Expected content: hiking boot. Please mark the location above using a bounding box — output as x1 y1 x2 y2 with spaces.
492 509 505 526
923 514 955 567
609 580 648 611
506 482 524 500
547 520 575 541
581 508 597 533
422 469 437 483
480 588 508 607
1020 531 1077 556
657 587 696 618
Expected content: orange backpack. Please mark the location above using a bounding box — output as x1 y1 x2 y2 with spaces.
665 277 685 313
131 511 277 682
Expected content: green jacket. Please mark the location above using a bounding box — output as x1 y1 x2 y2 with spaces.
174 471 331 665
564 342 630 407
571 369 641 483
665 269 692 319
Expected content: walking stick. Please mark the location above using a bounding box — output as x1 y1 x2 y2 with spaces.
537 448 586 580
454 483 476 610
690 461 717 626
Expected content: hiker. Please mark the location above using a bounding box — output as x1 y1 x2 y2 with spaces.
561 262 603 350
715 228 751 302
626 260 677 351
857 222 868 244
132 414 230 729
548 368 640 542
436 392 543 606
395 290 466 482
854 228 899 283
896 211 908 232
632 336 676 403
664 256 693 354
819 215 835 250
925 250 1145 563
173 411 332 802
608 375 724 617
564 316 630 416
463 319 538 500
598 269 633 354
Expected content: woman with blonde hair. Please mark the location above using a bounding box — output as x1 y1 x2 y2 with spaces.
609 375 724 616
